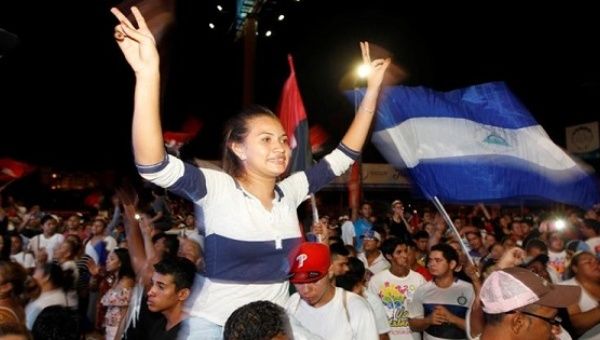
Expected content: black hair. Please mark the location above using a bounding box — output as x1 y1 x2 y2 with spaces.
153 257 196 291
381 237 413 258
31 305 79 340
113 248 135 280
430 243 459 265
413 230 429 240
222 105 277 178
583 219 600 234
223 300 291 340
329 242 350 258
39 262 74 292
40 215 57 226
151 233 180 259
335 257 366 292
525 238 548 253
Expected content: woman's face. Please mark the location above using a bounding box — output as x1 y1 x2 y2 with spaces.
490 244 504 259
574 253 600 281
106 251 121 273
236 116 291 178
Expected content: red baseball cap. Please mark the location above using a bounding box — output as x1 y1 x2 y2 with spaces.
288 243 330 284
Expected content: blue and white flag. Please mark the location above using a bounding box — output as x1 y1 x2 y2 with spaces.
350 82 600 208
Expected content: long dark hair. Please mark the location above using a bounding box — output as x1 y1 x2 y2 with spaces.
221 105 277 178
113 248 135 280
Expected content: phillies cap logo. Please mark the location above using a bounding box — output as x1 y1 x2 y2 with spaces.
296 253 308 268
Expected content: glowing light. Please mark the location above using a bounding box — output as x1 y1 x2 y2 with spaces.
265 30 272 37
51 173 58 178
134 213 141 221
554 219 566 230
216 5 223 11
356 64 371 78
278 14 285 21
209 23 215 29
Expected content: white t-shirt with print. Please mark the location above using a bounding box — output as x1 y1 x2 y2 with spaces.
368 269 426 340
364 289 392 335
409 279 475 340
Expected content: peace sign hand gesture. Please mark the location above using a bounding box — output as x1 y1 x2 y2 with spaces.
360 41 391 91
111 6 159 76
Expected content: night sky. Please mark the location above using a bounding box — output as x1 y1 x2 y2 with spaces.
1 1 599 175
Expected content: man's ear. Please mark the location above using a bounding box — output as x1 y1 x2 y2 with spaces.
177 288 191 302
449 259 458 271
510 312 529 336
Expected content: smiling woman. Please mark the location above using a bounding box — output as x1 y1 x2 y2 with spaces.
111 4 389 338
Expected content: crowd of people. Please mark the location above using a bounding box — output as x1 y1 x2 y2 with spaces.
0 6 599 340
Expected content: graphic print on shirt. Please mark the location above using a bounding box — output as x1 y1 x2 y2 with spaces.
378 281 418 328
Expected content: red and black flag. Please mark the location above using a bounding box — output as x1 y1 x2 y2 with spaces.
277 55 312 173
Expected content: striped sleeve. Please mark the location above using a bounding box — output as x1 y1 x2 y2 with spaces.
137 154 208 201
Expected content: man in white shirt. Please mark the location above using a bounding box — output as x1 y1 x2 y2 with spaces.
27 215 64 263
369 238 426 340
409 243 475 340
358 230 390 281
286 242 378 340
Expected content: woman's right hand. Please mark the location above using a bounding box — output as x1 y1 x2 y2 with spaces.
110 6 159 76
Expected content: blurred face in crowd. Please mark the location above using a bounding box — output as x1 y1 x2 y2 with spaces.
184 214 195 229
153 237 167 259
330 254 349 277
10 235 22 254
422 212 432 223
503 238 516 249
147 272 189 313
427 250 455 277
572 253 600 282
42 218 58 236
54 241 72 262
416 237 428 252
92 220 106 236
66 215 81 232
105 251 121 273
392 202 404 216
490 243 504 260
527 260 551 282
548 234 564 252
389 244 411 270
178 239 202 270
360 204 373 219
362 237 379 253
484 234 497 248
466 233 483 250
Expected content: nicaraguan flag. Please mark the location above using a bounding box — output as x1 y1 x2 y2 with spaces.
350 82 600 208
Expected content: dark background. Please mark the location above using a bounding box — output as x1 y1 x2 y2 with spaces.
1 1 599 207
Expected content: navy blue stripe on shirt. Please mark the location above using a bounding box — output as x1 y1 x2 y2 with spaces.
203 234 303 283
338 142 360 160
423 303 468 339
167 162 208 201
136 154 170 174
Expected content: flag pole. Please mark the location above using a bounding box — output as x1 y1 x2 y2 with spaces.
431 196 477 267
0 179 16 193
